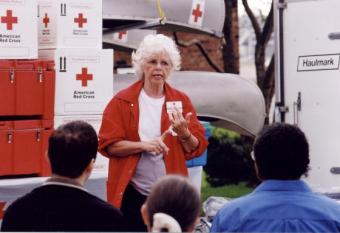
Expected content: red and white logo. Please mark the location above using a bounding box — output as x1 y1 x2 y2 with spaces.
113 31 128 43
76 67 93 87
1 9 18 30
74 13 87 28
189 0 205 27
43 13 50 28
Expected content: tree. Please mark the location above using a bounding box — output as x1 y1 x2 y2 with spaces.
223 0 240 74
174 0 274 122
172 0 240 74
242 0 274 122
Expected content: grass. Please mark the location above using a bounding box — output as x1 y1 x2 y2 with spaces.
200 172 253 203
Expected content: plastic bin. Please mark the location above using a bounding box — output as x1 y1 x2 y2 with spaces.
186 121 211 167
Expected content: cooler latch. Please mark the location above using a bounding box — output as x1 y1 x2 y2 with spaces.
7 132 13 144
36 130 41 142
37 67 43 83
9 67 14 84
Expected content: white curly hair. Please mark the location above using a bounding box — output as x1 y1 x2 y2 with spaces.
132 34 181 79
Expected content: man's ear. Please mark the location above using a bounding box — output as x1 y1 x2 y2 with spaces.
86 158 95 173
141 204 150 227
254 162 263 181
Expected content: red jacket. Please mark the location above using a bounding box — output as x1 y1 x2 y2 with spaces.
98 80 208 208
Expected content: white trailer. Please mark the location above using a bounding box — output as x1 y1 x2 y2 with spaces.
274 0 340 196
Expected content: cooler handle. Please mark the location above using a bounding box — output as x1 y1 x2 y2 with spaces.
7 132 13 144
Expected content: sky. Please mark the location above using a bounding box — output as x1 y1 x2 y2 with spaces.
238 0 272 16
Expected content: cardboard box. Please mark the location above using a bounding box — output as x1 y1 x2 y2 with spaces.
39 48 113 116
54 114 109 175
0 0 38 58
37 0 102 49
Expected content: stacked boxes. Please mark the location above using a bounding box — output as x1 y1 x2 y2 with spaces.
0 60 55 177
38 0 112 175
0 0 55 177
0 0 38 59
37 0 102 49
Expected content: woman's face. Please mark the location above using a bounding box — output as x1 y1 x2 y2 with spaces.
143 51 172 86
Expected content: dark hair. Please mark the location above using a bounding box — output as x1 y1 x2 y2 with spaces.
145 175 200 232
253 123 310 180
48 121 98 178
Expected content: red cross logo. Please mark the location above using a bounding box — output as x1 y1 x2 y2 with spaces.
74 13 87 28
43 13 50 28
0 201 6 219
192 4 202 22
118 31 127 40
1 10 18 30
76 67 93 87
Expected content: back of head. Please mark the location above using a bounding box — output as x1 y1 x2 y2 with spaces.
48 121 98 178
145 175 200 232
253 123 310 180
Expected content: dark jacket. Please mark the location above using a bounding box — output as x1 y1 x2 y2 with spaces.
1 184 126 232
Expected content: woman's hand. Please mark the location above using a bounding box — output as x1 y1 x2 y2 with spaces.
168 108 199 152
141 130 171 155
169 108 192 140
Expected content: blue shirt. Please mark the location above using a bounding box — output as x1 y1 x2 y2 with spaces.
211 180 340 232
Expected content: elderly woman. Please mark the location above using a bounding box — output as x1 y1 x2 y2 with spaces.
98 34 208 231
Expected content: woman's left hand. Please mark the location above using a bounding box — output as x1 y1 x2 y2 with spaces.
168 108 192 139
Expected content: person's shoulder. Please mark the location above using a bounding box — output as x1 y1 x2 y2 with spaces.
166 84 186 95
165 83 191 101
309 192 340 210
114 80 142 100
103 81 140 111
84 192 123 215
83 193 126 229
216 193 256 217
212 195 255 232
4 186 44 216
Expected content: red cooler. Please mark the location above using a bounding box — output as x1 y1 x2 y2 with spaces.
0 60 55 119
0 119 53 176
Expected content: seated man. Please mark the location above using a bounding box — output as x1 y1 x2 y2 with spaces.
1 121 126 232
211 123 340 233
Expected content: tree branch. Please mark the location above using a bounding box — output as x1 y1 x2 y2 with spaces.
173 32 223 73
242 0 261 41
259 3 274 46
263 54 275 114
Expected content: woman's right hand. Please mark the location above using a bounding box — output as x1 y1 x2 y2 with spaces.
142 138 169 155
106 130 171 157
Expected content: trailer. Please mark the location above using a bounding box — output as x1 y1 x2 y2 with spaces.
274 0 340 195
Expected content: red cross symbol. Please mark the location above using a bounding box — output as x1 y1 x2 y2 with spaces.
1 10 18 30
43 13 50 28
76 67 93 87
118 31 127 40
0 201 6 219
74 13 87 28
192 4 203 23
